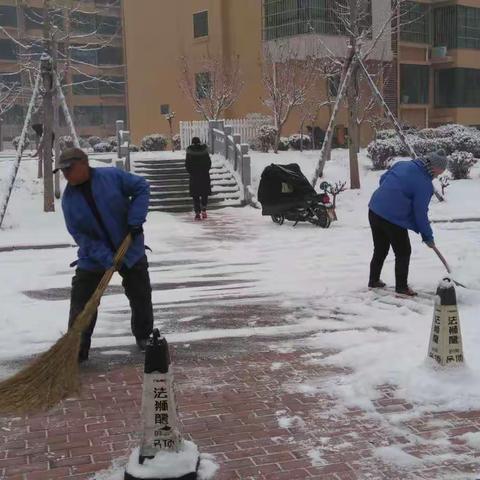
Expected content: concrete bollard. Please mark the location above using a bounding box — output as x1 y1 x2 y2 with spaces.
427 277 465 366
125 329 199 480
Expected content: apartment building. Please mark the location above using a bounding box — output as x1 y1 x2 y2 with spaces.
123 0 393 146
398 0 480 128
0 0 126 142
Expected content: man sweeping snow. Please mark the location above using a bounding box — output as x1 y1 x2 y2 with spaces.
368 150 448 296
55 148 154 362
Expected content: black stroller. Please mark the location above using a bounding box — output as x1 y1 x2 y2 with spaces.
258 163 335 228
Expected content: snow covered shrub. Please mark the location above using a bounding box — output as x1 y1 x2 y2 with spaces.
59 136 74 151
172 134 181 151
447 151 478 180
277 137 289 151
257 125 277 153
93 141 112 153
451 129 480 157
435 124 471 138
289 134 311 150
12 136 30 152
141 134 167 151
79 138 90 149
88 136 102 148
107 136 118 148
367 139 397 170
129 144 140 152
376 129 397 140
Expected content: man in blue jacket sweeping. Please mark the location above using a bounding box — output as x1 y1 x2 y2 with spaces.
368 150 447 296
54 148 153 362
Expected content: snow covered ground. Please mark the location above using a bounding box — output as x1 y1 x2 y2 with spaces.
1 149 480 477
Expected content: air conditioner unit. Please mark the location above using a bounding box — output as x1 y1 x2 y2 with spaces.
431 46 447 58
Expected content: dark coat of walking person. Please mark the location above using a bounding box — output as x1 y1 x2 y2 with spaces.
55 148 154 362
368 150 448 296
185 137 212 220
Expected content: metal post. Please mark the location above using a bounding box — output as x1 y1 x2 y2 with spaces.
52 29 61 199
0 117 3 152
116 120 124 158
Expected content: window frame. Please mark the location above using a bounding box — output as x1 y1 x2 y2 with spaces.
193 10 209 39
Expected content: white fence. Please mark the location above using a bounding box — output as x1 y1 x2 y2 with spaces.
180 118 259 150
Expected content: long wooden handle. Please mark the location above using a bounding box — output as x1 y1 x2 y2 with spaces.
72 234 132 334
432 245 452 274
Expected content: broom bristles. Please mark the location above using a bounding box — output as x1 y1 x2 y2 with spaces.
0 236 132 415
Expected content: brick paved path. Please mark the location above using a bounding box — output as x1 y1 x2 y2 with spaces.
2 334 480 480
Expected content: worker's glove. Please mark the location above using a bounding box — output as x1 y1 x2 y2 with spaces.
128 225 143 238
425 240 435 249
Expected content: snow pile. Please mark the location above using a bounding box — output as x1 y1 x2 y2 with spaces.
125 442 199 479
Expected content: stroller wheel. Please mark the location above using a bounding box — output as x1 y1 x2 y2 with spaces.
271 214 285 225
315 208 331 228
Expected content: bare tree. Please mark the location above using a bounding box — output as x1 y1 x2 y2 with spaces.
178 55 244 121
262 47 318 153
311 0 413 189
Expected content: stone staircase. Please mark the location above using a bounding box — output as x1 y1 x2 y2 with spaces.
134 157 243 213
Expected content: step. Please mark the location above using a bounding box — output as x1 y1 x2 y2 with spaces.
150 191 191 199
149 195 241 207
137 166 228 175
149 201 243 213
141 173 190 181
135 160 185 167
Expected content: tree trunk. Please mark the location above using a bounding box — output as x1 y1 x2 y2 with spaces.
38 149 43 179
52 32 61 200
347 78 360 190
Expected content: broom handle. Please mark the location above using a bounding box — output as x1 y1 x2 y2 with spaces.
72 234 132 334
432 245 452 274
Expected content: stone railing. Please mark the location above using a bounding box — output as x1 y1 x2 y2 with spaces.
208 120 256 204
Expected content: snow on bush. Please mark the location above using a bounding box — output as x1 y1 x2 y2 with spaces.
277 137 289 151
256 125 277 153
59 135 74 151
368 124 480 170
93 141 112 153
129 144 140 152
107 136 118 148
12 136 30 152
88 136 102 147
141 133 168 151
289 134 311 150
172 134 181 151
447 151 478 180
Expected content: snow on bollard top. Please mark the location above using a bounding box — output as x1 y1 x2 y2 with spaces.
125 442 200 480
435 276 457 306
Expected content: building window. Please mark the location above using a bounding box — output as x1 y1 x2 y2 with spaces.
263 0 371 41
457 6 480 49
435 68 480 107
98 46 123 65
99 76 125 95
195 72 211 99
193 11 208 38
400 65 429 104
72 75 99 95
434 5 480 50
24 7 43 30
74 105 126 126
97 15 122 35
4 105 25 125
0 6 17 27
400 1 430 44
160 104 170 114
71 12 96 34
0 39 17 60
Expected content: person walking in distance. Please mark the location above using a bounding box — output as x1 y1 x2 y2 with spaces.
185 136 211 220
368 150 448 296
55 148 154 362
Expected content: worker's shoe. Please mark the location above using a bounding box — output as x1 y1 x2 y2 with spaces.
395 286 417 297
201 210 207 219
194 213 201 221
368 280 386 288
136 338 148 352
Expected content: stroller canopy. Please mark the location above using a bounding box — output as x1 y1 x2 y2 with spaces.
258 163 316 208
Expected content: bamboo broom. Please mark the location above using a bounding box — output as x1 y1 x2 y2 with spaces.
0 235 132 415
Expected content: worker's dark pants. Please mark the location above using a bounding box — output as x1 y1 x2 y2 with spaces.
193 195 208 214
68 255 154 360
368 210 412 290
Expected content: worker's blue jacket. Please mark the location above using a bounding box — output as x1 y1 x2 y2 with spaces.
369 159 434 242
62 167 150 271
